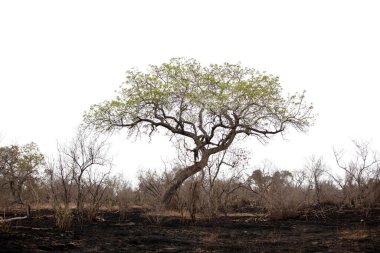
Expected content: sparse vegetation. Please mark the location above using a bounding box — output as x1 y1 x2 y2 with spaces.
2 136 379 253
0 59 379 252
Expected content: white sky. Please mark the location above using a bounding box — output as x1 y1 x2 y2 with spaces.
1 0 379 183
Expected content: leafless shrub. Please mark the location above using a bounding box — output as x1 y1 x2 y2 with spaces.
246 168 308 219
333 140 380 208
114 177 135 221
305 156 327 205
137 169 166 206
317 180 343 205
267 171 307 219
84 167 111 221
366 176 380 206
46 153 75 229
137 169 168 224
199 148 247 219
45 154 73 210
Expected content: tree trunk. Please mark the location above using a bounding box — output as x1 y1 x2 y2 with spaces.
161 154 210 205
26 204 31 218
161 131 236 206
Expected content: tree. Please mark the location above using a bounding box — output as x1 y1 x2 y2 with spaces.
84 58 314 205
45 148 74 210
305 156 327 205
333 140 380 207
62 128 111 223
0 143 44 217
84 166 111 221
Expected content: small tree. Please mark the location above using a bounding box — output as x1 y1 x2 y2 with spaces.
137 169 166 206
305 156 327 205
0 143 44 217
85 167 111 221
333 140 380 207
46 151 74 209
47 128 111 225
84 58 314 205
64 129 111 224
245 162 273 208
246 167 307 219
113 177 135 220
45 149 77 230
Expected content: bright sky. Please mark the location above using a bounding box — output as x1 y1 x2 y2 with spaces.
1 0 379 183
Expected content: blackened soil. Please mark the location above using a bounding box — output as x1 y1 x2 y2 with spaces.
0 207 379 252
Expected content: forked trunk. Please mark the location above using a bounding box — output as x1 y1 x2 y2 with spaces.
161 131 236 206
161 154 210 205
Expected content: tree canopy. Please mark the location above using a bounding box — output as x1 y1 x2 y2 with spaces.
84 58 314 204
0 143 44 215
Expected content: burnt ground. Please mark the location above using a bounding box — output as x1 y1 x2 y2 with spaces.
0 207 379 252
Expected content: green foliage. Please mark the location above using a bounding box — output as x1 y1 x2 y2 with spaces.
18 143 44 170
84 58 314 142
0 142 44 176
84 58 314 203
0 142 44 204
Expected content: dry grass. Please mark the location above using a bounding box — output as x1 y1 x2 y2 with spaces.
339 229 370 240
146 209 191 218
30 203 53 210
54 207 72 231
31 202 77 210
146 210 268 221
226 212 259 217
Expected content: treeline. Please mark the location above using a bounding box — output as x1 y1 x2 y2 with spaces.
1 131 380 229
137 141 380 221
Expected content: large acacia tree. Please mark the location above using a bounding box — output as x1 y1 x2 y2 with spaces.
84 58 314 204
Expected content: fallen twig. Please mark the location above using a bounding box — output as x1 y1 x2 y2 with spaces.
0 216 28 223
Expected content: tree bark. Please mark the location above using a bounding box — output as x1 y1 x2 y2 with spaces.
161 131 237 206
161 154 210 205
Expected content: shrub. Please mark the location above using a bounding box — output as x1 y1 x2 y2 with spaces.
55 206 72 231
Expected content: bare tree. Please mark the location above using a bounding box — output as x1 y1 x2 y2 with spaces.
333 140 380 207
305 156 327 205
85 166 111 221
45 147 75 230
113 177 135 220
47 128 111 225
45 150 74 210
65 129 111 223
137 169 166 206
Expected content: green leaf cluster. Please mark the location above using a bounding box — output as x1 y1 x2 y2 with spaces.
84 58 314 140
